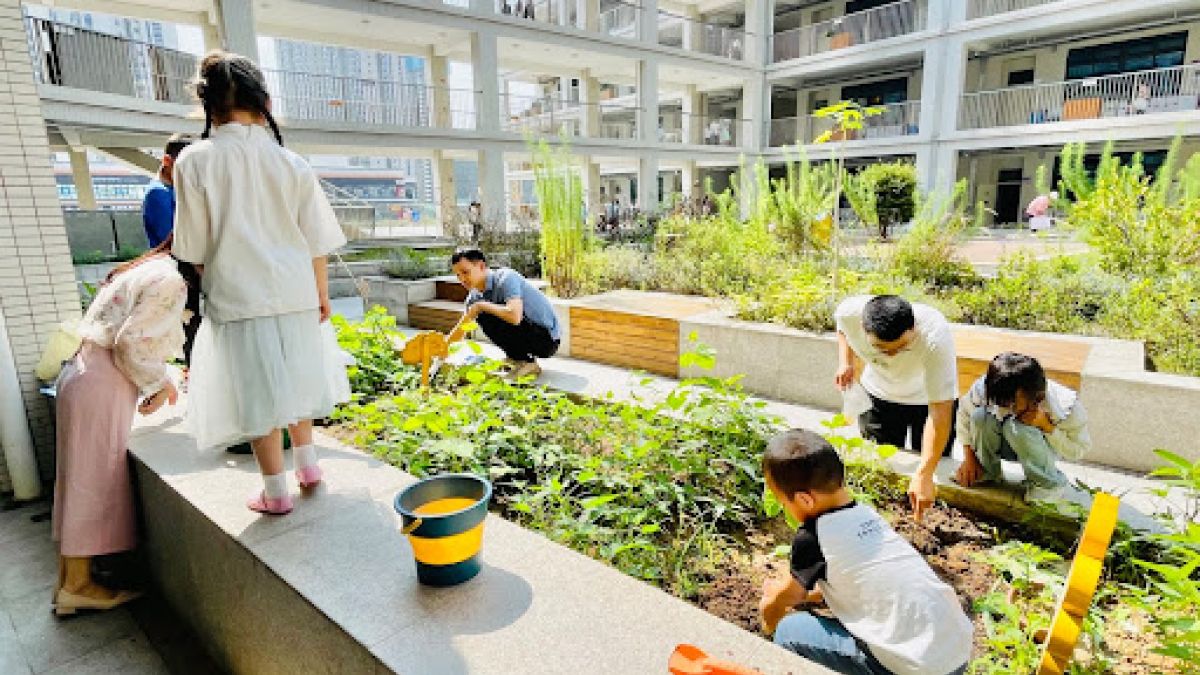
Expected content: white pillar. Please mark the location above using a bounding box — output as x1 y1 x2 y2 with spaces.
682 160 698 199
580 71 601 137
743 77 766 152
578 0 599 31
583 159 602 221
682 6 702 52
0 309 40 500
433 150 457 227
637 59 658 145
472 31 501 134
478 150 507 229
640 0 659 44
638 153 660 213
215 0 259 61
429 54 451 129
744 0 773 65
917 36 967 196
681 84 701 145
68 148 96 211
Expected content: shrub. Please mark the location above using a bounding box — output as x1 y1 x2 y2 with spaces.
889 180 980 288
845 161 916 241
382 248 447 280
1101 273 1200 375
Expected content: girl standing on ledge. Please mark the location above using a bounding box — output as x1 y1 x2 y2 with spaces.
172 51 346 515
53 238 186 615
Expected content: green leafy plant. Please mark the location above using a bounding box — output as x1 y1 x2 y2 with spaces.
844 161 916 241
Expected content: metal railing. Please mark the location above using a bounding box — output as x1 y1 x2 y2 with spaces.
25 17 198 105
262 69 477 130
500 93 641 139
658 112 743 146
600 1 640 37
959 64 1200 130
496 0 577 27
771 0 925 63
967 0 1060 20
656 10 746 60
770 101 922 146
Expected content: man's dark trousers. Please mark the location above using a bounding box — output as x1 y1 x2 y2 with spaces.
859 393 957 457
477 314 558 363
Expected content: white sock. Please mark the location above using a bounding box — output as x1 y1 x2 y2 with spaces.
262 472 288 500
293 444 319 470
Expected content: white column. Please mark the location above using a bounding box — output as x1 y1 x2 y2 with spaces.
215 0 259 61
580 71 601 137
582 159 602 221
916 36 967 196
68 148 97 211
472 31 501 133
743 77 766 152
638 154 660 213
682 160 698 199
640 0 659 44
744 0 774 65
681 84 701 145
429 54 451 129
637 59 658 145
682 6 702 52
433 150 457 227
578 0 599 31
478 150 507 229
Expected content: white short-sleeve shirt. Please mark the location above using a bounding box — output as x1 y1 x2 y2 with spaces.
835 295 958 405
172 123 347 323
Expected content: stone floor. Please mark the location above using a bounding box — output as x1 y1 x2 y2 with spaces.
0 504 222 674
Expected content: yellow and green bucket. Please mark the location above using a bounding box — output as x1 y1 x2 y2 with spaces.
394 474 492 587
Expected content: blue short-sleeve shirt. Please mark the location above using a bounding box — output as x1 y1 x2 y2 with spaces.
466 267 561 341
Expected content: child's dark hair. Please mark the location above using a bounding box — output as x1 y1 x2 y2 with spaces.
164 133 194 158
985 352 1047 408
862 295 915 342
450 248 487 265
193 51 283 146
762 429 845 496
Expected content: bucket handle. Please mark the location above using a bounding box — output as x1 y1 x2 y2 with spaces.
401 518 423 535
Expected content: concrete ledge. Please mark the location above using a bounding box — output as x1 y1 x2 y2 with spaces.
364 277 437 325
129 409 822 674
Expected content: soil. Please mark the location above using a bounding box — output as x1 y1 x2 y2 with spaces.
693 499 1183 674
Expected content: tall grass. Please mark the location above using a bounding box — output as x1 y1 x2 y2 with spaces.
532 139 590 297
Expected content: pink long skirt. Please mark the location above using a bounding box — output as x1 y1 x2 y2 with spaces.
51 342 140 557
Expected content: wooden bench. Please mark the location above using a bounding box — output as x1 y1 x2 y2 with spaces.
951 328 1091 394
569 291 721 378
407 300 463 333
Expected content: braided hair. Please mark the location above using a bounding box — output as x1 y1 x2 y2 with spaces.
193 50 284 145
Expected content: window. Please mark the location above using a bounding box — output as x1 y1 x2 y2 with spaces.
1007 69 1035 86
1066 32 1187 80
842 76 908 105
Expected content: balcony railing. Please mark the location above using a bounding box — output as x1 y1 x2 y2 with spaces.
658 113 743 146
769 101 922 146
25 17 198 105
500 93 640 139
966 0 1060 20
657 10 746 60
959 64 1200 130
771 0 925 63
600 1 640 38
264 69 477 130
496 0 577 28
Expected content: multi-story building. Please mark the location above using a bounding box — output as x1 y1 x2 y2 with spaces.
1 0 1198 485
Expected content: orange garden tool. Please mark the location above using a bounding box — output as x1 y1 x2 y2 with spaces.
1037 492 1120 675
400 331 449 390
669 644 762 675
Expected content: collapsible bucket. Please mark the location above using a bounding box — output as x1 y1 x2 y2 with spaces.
394 474 492 587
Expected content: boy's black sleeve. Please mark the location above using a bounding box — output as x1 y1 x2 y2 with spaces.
790 522 827 591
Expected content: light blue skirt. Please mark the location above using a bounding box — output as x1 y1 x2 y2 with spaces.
187 310 348 450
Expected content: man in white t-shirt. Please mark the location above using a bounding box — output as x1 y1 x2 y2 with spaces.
760 429 972 675
834 295 958 519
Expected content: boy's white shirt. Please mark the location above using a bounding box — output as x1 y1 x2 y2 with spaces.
814 503 973 675
956 375 1091 460
172 123 347 323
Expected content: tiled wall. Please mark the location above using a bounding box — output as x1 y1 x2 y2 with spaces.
0 0 82 492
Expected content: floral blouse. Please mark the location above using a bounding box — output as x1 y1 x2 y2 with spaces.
78 256 187 396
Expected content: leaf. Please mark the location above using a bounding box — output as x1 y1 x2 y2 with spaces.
875 443 899 460
401 417 424 432
814 130 834 145
461 321 479 332
639 524 661 534
429 438 475 458
772 545 791 559
467 341 483 354
464 370 487 384
582 494 620 510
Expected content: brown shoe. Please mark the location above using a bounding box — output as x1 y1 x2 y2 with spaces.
506 361 542 381
54 588 142 617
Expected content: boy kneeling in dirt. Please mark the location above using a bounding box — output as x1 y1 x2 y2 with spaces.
759 429 972 675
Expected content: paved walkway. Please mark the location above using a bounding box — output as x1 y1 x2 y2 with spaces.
0 501 168 675
330 297 1192 530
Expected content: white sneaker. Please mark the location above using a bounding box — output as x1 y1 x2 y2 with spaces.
506 360 542 381
1025 482 1093 516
